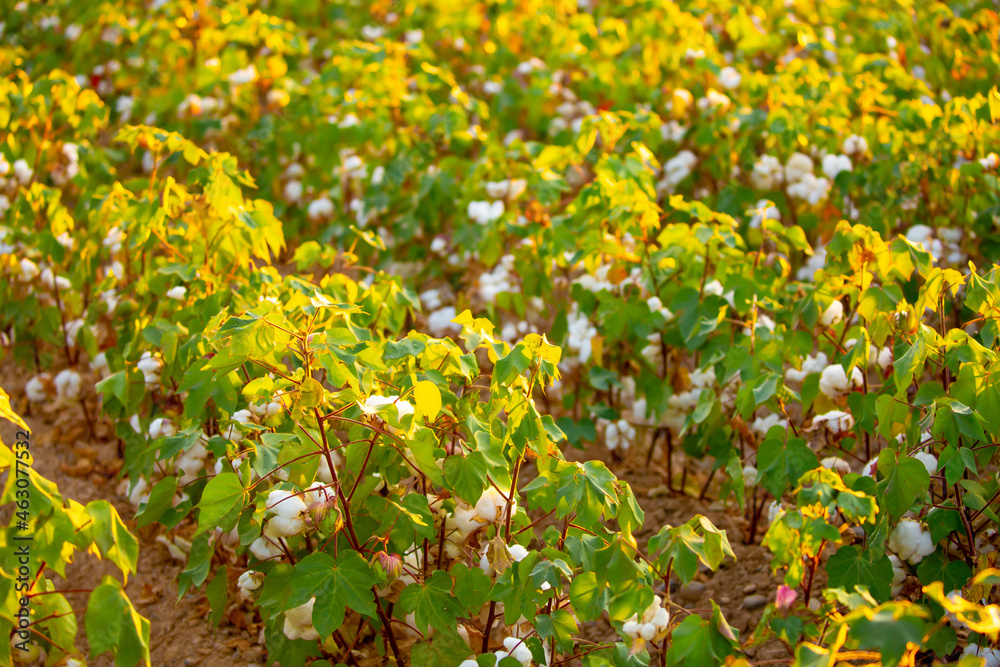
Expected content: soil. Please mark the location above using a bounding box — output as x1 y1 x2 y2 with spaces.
1 360 794 666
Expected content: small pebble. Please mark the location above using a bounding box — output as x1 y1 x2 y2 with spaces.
720 596 731 604
743 583 757 594
743 594 767 610
679 581 705 601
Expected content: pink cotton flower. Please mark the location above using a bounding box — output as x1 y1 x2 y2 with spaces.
776 585 798 615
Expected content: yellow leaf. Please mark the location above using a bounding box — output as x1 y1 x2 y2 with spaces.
414 381 441 421
0 387 28 432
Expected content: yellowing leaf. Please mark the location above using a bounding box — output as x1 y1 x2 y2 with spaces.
0 387 28 432
414 381 441 420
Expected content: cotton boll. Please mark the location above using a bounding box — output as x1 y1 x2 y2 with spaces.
913 451 937 475
166 285 186 300
249 536 283 561
13 159 33 185
148 417 174 440
751 413 787 439
25 373 52 402
820 300 844 326
267 488 308 522
751 155 784 190
238 570 263 600
283 597 319 641
787 173 831 205
818 364 863 398
821 154 853 180
428 305 461 337
467 200 505 225
784 152 814 184
53 369 82 402
718 66 741 89
743 465 758 486
843 135 868 156
785 351 829 384
812 410 854 434
821 457 851 476
962 644 1000 667
888 518 935 564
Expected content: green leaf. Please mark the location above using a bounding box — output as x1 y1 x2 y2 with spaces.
916 552 972 591
85 500 139 582
287 551 377 637
207 566 228 627
410 627 475 666
85 578 151 667
195 472 246 535
756 437 818 498
443 452 489 504
826 545 893 603
398 571 461 633
877 454 930 520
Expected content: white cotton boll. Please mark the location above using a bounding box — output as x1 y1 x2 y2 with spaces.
249 536 282 561
623 620 641 638
148 417 174 440
843 135 868 156
785 351 829 384
703 280 724 297
751 413 787 439
420 289 443 311
25 374 51 402
718 66 741 89
962 644 1000 667
54 369 82 402
784 152 814 184
307 197 334 220
430 237 448 254
0 156 9 175
820 300 844 326
228 64 258 86
13 159 33 185
640 623 657 641
787 173 831 205
751 155 784 190
821 457 851 476
166 285 186 300
467 200 505 225
19 259 39 282
126 477 148 506
888 518 935 564
458 661 479 667
508 544 529 562
767 501 786 523
743 465 758 487
90 351 108 376
749 199 781 228
913 451 938 474
266 515 304 539
428 306 461 337
238 570 263 598
813 410 854 434
818 364 863 398
283 598 320 641
658 150 697 192
283 180 303 204
360 395 414 421
821 154 853 180
267 489 307 521
647 296 663 312
889 555 907 587
633 397 648 422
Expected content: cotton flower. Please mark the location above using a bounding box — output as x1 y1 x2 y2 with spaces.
820 300 844 326
283 597 319 641
818 364 863 398
888 518 935 564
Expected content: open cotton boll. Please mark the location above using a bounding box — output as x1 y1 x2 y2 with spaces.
818 364 863 398
166 285 187 300
812 410 854 434
787 173 831 205
785 351 829 384
467 200 505 225
743 465 758 487
238 570 263 600
821 153 853 180
25 373 52 402
604 418 635 451
889 555 907 595
494 636 533 667
475 486 514 524
718 66 741 89
913 451 938 475
962 644 1000 667
843 134 868 156
750 155 783 190
283 597 319 641
821 457 851 476
359 394 414 421
148 418 174 440
267 489 308 522
784 152 814 184
751 413 787 439
888 518 935 564
820 300 844 326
